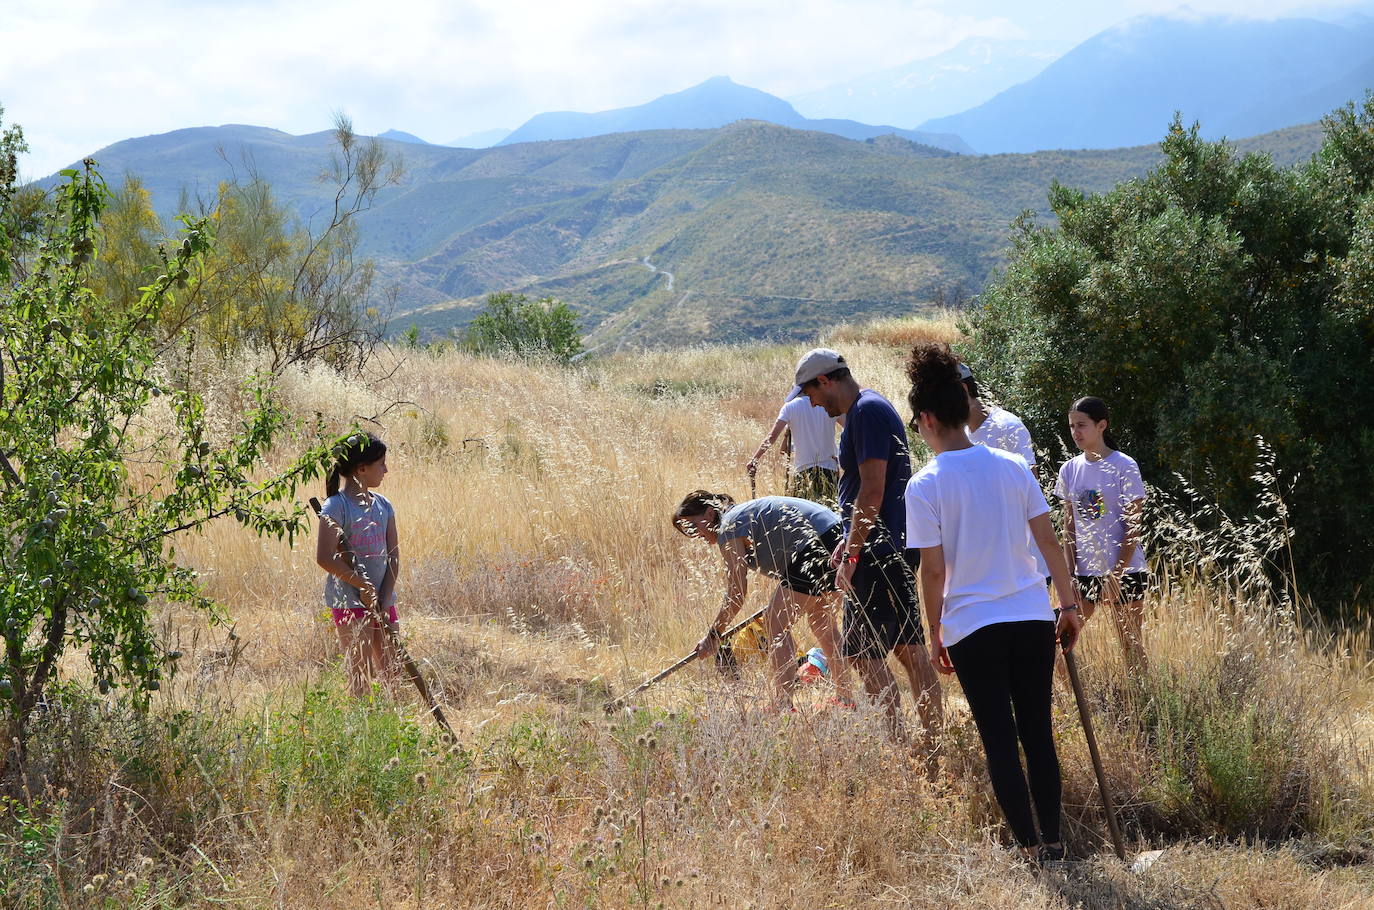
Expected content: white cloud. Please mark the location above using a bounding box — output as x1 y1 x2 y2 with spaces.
0 0 1358 176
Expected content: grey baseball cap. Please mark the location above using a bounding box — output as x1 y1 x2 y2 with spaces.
789 348 847 397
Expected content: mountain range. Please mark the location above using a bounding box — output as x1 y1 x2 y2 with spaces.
922 13 1374 152
62 116 1326 347
496 77 972 154
790 37 1072 128
39 10 1371 347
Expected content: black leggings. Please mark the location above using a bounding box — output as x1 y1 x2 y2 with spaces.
948 620 1061 848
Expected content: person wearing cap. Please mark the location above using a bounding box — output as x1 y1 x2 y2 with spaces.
793 348 943 744
961 364 1038 477
747 385 842 506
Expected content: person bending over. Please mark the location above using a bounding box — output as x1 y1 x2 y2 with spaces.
674 491 855 711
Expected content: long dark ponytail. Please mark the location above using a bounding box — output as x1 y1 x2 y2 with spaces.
1071 396 1119 451
326 432 387 497
672 490 737 535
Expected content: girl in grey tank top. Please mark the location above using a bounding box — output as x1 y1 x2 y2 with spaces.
315 433 400 698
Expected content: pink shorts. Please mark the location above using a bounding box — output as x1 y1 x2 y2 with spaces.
331 605 398 628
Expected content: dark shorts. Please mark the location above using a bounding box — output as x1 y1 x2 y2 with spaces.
841 547 926 659
779 525 842 598
1075 571 1150 603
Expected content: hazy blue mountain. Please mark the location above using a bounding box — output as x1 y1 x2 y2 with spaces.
446 127 512 148
53 116 1327 347
791 38 1070 126
922 14 1374 153
498 76 973 153
378 129 431 144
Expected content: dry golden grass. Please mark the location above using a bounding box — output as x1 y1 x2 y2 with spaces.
15 320 1374 908
825 309 965 349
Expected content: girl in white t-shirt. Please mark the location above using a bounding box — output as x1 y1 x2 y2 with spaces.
904 342 1082 863
1055 397 1148 672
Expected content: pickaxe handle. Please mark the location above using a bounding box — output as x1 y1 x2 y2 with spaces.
603 605 769 713
1063 647 1126 860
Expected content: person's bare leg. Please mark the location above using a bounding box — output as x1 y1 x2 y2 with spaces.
894 644 943 776
1112 598 1147 673
336 620 368 698
852 656 902 740
765 586 802 710
363 623 390 695
803 591 854 705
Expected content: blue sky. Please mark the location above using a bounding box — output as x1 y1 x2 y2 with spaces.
0 0 1366 176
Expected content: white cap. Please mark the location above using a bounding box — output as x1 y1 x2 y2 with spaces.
792 348 847 394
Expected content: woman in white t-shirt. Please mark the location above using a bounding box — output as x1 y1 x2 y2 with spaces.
1055 396 1148 672
903 343 1082 864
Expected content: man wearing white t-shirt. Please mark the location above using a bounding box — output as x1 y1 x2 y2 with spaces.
747 386 842 505
961 363 1048 579
961 363 1037 475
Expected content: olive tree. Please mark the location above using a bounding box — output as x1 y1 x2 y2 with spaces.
0 153 333 760
966 100 1374 601
463 291 584 363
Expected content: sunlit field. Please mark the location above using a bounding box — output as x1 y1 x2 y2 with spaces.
9 314 1374 909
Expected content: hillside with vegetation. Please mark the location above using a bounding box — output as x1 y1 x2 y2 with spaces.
58 117 1328 347
4 105 1374 906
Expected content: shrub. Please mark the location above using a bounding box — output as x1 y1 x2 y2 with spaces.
463 292 584 363
0 158 332 759
966 99 1374 603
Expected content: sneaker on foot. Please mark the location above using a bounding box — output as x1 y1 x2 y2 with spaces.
1037 843 1067 865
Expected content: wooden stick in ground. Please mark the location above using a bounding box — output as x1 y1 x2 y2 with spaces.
603 605 769 714
310 497 458 743
1062 647 1127 861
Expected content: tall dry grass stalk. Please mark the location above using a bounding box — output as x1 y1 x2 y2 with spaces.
10 323 1374 909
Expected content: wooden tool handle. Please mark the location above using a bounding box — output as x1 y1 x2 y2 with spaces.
603 605 769 713
1063 648 1127 861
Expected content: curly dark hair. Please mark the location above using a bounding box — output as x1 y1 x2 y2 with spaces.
905 342 970 430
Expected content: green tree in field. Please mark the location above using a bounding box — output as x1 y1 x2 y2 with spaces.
966 98 1374 600
0 149 334 760
464 291 584 363
93 114 403 374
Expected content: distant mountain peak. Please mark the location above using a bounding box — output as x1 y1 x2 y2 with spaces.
379 129 430 145
497 76 969 153
921 12 1374 153
789 37 1070 127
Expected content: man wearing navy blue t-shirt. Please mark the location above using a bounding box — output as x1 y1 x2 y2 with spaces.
793 348 942 742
